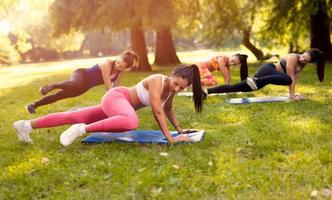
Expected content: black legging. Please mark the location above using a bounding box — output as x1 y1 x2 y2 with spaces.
34 69 93 108
207 63 292 94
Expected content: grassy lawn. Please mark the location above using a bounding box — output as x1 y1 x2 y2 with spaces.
0 50 332 199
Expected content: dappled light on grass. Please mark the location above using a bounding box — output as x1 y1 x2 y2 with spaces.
214 150 324 198
1 151 48 180
0 53 331 199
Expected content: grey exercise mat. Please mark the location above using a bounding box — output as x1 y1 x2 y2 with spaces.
226 96 291 104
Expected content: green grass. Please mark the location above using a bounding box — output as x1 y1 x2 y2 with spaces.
0 50 332 199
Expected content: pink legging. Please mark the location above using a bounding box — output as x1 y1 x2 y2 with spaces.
34 87 139 132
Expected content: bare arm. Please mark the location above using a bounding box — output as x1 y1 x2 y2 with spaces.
163 92 184 134
111 72 122 88
219 58 230 84
220 66 230 85
99 60 113 90
148 76 175 143
285 54 298 99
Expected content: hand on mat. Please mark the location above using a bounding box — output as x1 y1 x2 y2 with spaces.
174 134 191 142
180 129 199 134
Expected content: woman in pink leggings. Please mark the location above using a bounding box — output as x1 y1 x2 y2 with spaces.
13 64 206 146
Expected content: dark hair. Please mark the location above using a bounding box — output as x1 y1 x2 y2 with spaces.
121 51 139 69
172 64 205 113
235 54 249 80
306 48 325 82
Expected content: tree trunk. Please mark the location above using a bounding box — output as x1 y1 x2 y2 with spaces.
241 29 265 60
310 0 332 61
154 26 181 66
130 22 151 71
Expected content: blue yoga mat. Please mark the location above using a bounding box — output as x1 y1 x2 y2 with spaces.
82 130 205 144
226 96 291 104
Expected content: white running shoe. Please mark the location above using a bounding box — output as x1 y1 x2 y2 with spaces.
13 120 33 143
60 124 86 147
246 77 258 90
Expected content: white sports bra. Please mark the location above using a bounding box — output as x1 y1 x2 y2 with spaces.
136 76 170 106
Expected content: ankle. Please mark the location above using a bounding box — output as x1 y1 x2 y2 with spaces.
78 124 87 134
23 120 32 131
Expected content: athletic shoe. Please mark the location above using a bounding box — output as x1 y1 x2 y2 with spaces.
13 120 33 143
39 85 53 95
246 77 258 90
60 124 86 147
26 103 36 114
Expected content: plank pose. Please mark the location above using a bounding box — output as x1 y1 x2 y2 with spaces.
26 51 139 113
14 64 206 146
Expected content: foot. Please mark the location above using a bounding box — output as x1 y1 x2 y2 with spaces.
60 124 86 147
246 77 258 91
202 88 208 99
39 85 53 95
26 103 36 114
13 120 33 143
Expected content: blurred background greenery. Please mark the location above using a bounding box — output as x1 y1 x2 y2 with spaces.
0 0 331 70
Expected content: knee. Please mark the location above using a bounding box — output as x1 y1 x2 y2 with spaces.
285 76 292 85
125 114 139 130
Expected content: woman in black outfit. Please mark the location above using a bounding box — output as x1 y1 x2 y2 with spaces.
206 49 325 100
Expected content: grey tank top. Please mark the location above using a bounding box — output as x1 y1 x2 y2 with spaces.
279 54 303 75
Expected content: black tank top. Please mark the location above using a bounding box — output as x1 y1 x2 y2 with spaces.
85 62 120 88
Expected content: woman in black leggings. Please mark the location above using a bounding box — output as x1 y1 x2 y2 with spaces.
26 51 139 114
206 49 325 100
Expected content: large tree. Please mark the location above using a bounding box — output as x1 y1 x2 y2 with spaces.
261 0 332 60
50 0 152 71
147 0 180 65
197 0 271 60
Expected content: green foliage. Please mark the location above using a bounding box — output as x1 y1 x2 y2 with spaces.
259 0 332 49
0 35 20 64
50 0 178 36
0 51 332 198
173 0 202 38
10 30 32 54
195 0 265 47
0 0 19 18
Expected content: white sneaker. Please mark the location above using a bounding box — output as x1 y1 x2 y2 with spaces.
13 120 33 143
246 77 258 90
60 124 86 147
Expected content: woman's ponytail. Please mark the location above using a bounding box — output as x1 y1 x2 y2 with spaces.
316 51 325 82
235 54 249 80
307 48 325 82
172 64 205 113
191 64 205 113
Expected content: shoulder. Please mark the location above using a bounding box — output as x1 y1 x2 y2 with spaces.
286 53 298 61
146 74 166 82
99 59 113 69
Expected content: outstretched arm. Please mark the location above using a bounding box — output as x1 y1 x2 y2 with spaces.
148 76 175 143
111 72 122 88
286 54 303 100
218 58 230 84
220 66 230 85
163 92 184 134
99 60 113 90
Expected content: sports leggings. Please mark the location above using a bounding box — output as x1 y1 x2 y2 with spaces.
33 87 139 132
34 69 93 108
207 63 292 94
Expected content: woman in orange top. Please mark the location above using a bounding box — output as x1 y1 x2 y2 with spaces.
198 54 248 86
